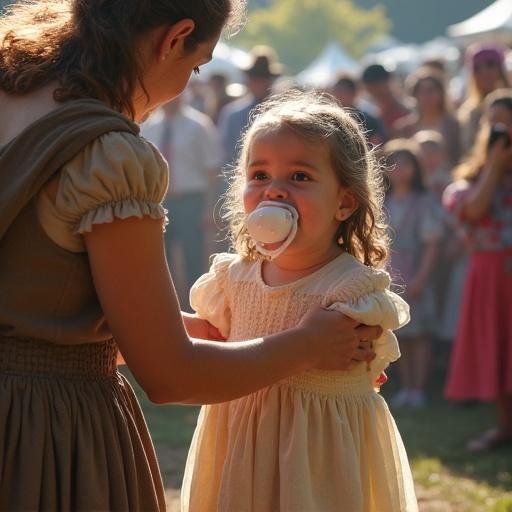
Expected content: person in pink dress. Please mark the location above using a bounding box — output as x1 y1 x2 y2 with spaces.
444 88 512 452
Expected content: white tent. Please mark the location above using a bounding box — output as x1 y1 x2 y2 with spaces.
447 0 512 43
296 42 359 88
199 42 251 83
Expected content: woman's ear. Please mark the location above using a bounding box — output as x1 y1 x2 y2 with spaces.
157 19 196 62
335 190 358 221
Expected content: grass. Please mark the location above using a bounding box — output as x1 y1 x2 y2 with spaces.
121 345 512 511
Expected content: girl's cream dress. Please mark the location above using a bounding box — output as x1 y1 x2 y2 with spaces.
181 252 418 512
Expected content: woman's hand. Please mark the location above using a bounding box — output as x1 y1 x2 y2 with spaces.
297 306 380 371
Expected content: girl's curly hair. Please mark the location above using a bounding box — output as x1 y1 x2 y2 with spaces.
223 90 390 268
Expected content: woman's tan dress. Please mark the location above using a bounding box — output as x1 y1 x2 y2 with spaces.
0 100 168 511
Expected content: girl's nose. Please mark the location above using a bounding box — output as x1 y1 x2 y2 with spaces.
264 180 288 200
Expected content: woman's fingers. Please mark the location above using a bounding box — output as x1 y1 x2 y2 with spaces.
355 324 383 341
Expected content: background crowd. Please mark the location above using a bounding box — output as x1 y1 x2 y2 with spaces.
141 38 512 452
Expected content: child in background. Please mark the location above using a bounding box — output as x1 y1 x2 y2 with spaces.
414 130 452 200
384 139 443 409
181 92 417 512
444 89 512 451
414 130 466 343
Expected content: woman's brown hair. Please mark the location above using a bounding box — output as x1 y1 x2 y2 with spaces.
455 88 512 182
406 67 449 115
223 90 390 268
0 0 246 118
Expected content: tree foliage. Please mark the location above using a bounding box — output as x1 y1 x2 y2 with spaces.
232 0 390 74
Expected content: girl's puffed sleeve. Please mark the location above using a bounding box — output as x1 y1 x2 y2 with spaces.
46 131 169 251
189 253 236 338
327 268 410 380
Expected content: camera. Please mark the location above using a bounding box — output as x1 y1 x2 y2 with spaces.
488 123 511 150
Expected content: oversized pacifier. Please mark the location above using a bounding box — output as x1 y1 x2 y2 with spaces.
246 201 299 259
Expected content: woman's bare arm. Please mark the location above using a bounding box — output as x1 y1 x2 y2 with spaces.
85 217 378 405
463 141 512 221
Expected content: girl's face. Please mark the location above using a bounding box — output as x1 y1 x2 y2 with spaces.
474 58 503 95
387 153 416 192
243 127 356 259
415 79 443 114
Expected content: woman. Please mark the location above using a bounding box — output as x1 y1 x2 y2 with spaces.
394 67 461 167
444 89 512 452
458 43 509 159
0 1 380 510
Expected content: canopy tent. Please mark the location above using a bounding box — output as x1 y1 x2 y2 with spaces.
199 42 252 83
363 37 461 77
296 42 359 89
447 0 512 44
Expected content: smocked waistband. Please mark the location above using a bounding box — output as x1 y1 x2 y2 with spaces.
280 365 375 397
0 336 118 378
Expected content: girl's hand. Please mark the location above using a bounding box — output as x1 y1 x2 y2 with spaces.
183 313 226 341
297 306 380 371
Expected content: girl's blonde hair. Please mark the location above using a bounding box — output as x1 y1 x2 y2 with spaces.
223 90 389 268
455 88 512 182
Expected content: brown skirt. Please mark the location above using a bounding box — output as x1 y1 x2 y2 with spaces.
0 336 166 511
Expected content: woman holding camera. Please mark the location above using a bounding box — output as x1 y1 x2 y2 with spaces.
444 89 512 452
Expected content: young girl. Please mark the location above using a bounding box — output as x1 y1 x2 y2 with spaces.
181 91 418 512
444 89 512 451
383 139 443 409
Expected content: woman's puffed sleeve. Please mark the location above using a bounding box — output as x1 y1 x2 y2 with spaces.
443 180 472 223
55 131 169 244
189 253 236 338
327 268 410 380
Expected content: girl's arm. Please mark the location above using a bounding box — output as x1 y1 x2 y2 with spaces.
408 240 439 299
85 216 379 405
462 141 512 221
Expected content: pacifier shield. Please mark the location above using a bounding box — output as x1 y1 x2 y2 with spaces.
246 205 294 244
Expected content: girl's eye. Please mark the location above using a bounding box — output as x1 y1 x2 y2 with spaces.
253 171 268 181
292 171 310 182
193 67 200 75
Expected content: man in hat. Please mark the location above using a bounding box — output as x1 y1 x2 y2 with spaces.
217 45 283 170
211 46 282 251
361 63 410 137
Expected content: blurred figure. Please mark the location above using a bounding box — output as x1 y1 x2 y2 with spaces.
395 68 461 167
458 43 509 158
415 130 466 344
361 63 411 136
384 139 443 409
444 89 512 451
330 73 387 146
215 46 282 250
204 73 234 125
187 77 207 113
414 129 452 199
218 45 282 168
422 58 446 76
142 96 224 310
